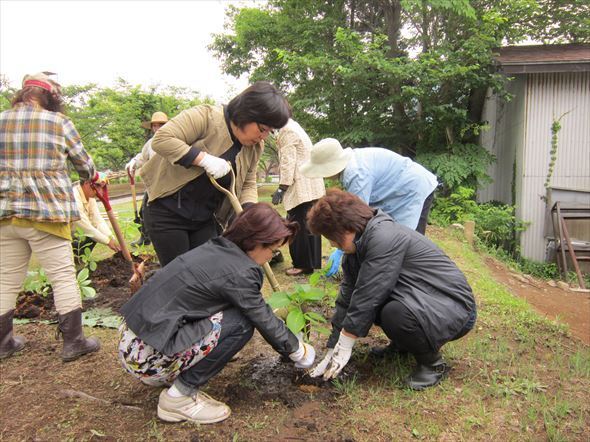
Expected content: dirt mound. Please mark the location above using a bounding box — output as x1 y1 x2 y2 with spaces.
14 253 160 320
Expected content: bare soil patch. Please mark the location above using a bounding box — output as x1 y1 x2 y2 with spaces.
484 256 590 345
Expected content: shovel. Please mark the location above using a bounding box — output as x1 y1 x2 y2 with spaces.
208 168 281 292
92 182 145 294
127 170 141 225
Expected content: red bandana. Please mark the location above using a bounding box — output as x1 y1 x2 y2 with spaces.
23 79 52 92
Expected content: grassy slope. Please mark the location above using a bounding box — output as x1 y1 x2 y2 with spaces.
328 228 590 441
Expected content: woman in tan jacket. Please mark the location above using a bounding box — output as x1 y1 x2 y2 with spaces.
141 82 291 266
271 119 325 275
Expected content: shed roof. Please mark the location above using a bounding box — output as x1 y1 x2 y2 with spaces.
495 44 590 74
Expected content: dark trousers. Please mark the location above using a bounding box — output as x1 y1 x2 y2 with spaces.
177 308 254 393
287 201 322 270
416 191 435 235
138 193 150 239
378 299 476 356
144 201 218 267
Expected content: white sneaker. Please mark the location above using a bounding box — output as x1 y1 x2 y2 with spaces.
157 389 231 424
140 377 172 387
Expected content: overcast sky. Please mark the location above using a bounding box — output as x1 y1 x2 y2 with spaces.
0 0 263 102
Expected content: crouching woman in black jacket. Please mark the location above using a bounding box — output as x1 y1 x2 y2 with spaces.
306 189 476 390
118 203 315 424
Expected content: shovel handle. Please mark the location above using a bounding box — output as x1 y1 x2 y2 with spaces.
208 168 281 292
106 210 133 263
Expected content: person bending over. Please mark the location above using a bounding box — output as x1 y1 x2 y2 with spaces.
306 189 476 390
118 203 315 424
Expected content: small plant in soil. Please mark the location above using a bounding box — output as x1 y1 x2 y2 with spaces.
76 267 97 299
267 271 338 340
73 228 98 272
23 269 51 297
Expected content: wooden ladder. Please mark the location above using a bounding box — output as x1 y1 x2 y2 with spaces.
551 202 590 290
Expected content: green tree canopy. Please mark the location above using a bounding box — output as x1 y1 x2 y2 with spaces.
210 0 588 191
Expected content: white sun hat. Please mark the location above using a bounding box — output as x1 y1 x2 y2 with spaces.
299 138 353 178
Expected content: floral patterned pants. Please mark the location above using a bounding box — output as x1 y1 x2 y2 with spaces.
118 312 223 385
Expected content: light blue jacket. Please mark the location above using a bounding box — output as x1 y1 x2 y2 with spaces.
342 148 438 230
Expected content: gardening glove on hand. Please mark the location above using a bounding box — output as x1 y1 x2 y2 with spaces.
199 153 231 179
325 249 344 277
125 159 136 176
289 340 316 369
271 186 288 205
92 171 109 187
309 348 334 378
322 333 356 380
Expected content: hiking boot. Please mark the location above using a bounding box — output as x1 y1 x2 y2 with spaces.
370 342 408 358
0 310 26 359
269 250 284 267
405 352 448 390
57 308 101 362
157 389 231 424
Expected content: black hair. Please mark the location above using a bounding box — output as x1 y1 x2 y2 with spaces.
226 81 291 130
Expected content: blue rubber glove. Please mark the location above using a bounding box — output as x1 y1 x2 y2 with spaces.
325 249 344 277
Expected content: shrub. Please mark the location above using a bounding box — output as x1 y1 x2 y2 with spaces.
431 186 528 252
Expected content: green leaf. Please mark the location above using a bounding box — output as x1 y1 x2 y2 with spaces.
308 272 321 286
294 284 311 294
81 286 97 299
89 261 97 271
315 326 332 336
77 267 89 282
266 291 291 309
299 288 325 302
304 311 327 323
286 309 306 334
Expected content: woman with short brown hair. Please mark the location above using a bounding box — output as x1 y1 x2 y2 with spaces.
307 189 476 390
119 203 315 424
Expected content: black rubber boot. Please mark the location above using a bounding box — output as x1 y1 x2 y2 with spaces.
131 232 151 247
370 341 409 358
57 308 101 362
405 352 447 390
0 310 26 359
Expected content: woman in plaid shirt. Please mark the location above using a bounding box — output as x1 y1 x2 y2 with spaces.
0 72 101 362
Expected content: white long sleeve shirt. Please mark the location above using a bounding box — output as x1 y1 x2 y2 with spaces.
72 183 113 244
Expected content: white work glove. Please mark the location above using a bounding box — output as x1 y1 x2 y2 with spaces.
288 340 316 369
125 158 137 176
309 348 334 378
310 333 356 380
199 152 231 179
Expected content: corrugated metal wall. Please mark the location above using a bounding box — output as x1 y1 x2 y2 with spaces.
519 72 590 260
480 71 590 261
478 77 526 204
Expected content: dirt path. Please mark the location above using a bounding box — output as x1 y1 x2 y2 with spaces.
484 256 590 345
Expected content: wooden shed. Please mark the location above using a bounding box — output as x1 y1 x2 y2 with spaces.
478 44 590 263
